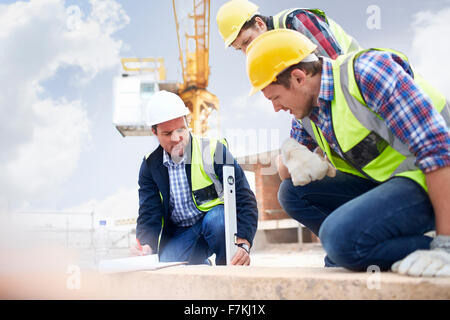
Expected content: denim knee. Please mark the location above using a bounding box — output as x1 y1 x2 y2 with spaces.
278 179 307 213
277 179 291 211
319 216 362 271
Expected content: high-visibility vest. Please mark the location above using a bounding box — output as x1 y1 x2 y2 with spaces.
190 135 227 211
272 8 361 54
300 48 450 192
145 135 228 253
145 135 227 211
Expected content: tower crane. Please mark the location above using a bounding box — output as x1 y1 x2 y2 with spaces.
113 1 218 137
172 0 219 136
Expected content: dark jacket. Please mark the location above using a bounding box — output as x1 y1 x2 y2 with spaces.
136 138 258 253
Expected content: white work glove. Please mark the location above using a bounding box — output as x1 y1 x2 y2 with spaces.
391 235 450 277
281 138 336 186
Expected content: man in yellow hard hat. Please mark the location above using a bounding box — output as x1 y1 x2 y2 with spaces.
130 90 258 266
217 0 360 182
246 29 450 276
217 0 359 55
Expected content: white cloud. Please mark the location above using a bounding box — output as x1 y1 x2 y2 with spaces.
66 187 139 221
0 0 129 205
410 7 450 97
2 99 90 197
229 92 276 118
220 91 292 157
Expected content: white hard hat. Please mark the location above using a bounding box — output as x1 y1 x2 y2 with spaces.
145 90 190 127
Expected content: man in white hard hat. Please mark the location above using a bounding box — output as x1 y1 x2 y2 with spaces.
130 90 258 265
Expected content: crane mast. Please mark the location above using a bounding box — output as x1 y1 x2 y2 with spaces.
172 0 219 136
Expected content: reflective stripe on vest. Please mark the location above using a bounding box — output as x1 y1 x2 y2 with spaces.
317 48 450 191
190 135 225 211
157 216 164 255
272 8 361 55
200 137 230 200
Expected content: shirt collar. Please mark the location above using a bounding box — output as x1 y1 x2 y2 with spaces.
163 149 186 167
267 16 274 30
162 149 171 167
318 57 334 103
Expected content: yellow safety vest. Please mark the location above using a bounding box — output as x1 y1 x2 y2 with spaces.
146 135 227 253
190 135 227 211
302 48 450 191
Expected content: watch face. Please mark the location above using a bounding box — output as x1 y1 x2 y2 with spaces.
227 176 234 185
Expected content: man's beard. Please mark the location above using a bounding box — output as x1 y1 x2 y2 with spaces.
170 142 185 163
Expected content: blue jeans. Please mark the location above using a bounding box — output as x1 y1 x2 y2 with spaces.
278 172 435 271
159 205 226 265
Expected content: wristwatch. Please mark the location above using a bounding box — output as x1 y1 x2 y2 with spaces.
236 242 250 254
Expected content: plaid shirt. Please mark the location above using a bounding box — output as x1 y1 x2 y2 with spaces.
163 149 203 227
278 9 345 144
291 51 450 174
285 9 342 59
269 9 343 59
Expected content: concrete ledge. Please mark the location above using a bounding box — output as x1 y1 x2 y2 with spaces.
1 265 449 299
1 246 449 299
99 266 450 300
258 218 303 230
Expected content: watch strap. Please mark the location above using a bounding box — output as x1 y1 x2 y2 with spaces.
236 242 250 254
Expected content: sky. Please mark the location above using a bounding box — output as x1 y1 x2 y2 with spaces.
1 0 450 225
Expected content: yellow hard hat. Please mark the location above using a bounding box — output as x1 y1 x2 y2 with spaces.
216 0 259 47
246 29 318 95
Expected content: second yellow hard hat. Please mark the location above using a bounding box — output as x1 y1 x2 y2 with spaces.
246 29 318 95
216 0 259 47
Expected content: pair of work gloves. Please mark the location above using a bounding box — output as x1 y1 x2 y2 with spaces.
281 138 450 277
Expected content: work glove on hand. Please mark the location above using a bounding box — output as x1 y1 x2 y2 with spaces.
391 235 450 277
281 138 336 186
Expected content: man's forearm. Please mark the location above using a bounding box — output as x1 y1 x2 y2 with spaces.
426 166 450 235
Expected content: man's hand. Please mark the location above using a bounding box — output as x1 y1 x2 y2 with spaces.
231 238 251 266
281 138 335 186
313 147 337 177
276 154 291 180
391 249 450 277
130 243 153 256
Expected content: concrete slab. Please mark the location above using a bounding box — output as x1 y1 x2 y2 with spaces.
100 265 450 300
1 244 449 300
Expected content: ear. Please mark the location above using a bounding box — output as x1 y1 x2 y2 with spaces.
254 16 268 32
290 68 306 87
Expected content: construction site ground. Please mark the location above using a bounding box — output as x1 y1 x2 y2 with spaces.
1 239 450 301
252 242 326 268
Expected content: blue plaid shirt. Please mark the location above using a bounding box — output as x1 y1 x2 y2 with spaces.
163 150 203 227
291 51 450 173
281 8 347 148
284 9 344 59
